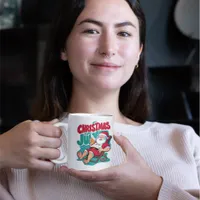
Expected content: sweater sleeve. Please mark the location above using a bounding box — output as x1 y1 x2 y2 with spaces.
0 168 14 200
158 179 199 200
158 127 200 200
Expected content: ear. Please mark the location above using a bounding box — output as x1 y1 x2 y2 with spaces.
61 49 68 61
136 44 143 63
138 44 143 58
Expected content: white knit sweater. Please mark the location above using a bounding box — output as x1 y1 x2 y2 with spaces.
0 120 200 200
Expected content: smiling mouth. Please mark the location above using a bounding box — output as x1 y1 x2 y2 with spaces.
91 63 120 69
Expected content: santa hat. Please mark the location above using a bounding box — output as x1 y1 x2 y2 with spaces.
99 131 109 138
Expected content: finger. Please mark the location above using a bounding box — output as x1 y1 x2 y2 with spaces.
36 148 60 160
34 123 62 138
38 136 62 148
66 167 118 182
114 135 138 160
31 159 55 171
94 181 112 190
33 120 40 123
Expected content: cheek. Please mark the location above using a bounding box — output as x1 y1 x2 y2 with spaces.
118 41 140 83
68 36 97 62
119 42 140 65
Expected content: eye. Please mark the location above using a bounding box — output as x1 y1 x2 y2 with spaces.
118 32 131 37
83 29 99 34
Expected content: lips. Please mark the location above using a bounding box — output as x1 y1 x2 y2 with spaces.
91 62 120 69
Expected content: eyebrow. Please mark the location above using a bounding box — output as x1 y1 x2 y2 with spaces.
78 18 136 29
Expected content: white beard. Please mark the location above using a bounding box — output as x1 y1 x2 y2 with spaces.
91 137 107 149
97 138 107 145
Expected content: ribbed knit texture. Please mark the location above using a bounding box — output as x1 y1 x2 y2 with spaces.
0 120 200 200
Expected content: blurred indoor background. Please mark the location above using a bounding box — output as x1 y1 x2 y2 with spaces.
0 0 199 134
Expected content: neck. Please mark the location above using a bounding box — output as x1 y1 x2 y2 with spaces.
68 80 126 123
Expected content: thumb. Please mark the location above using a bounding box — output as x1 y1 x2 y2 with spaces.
43 119 59 124
114 134 139 161
49 119 59 124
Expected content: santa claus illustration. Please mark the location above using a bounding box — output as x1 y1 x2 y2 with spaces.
77 131 112 164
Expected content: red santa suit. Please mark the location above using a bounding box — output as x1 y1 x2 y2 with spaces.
87 132 111 157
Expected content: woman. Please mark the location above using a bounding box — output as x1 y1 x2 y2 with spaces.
0 0 199 199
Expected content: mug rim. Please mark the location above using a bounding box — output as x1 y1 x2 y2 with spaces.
69 113 113 117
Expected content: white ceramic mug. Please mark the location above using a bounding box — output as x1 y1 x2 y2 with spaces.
51 113 114 171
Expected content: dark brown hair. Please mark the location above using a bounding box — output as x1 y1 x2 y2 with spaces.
32 0 149 123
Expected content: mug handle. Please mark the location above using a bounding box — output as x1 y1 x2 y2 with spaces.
51 122 68 164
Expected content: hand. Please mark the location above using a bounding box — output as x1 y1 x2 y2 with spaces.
60 135 163 200
98 148 103 153
99 146 110 153
0 119 62 170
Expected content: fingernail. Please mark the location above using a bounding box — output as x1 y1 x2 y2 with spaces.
51 119 59 123
33 120 40 123
59 166 68 172
114 132 121 137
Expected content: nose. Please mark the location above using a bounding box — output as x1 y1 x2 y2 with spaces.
98 32 117 58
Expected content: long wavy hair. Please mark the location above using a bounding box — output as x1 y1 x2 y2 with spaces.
32 0 149 123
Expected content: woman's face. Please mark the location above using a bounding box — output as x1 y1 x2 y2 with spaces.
61 0 142 91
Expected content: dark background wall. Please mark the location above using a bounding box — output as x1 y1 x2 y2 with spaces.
140 0 199 66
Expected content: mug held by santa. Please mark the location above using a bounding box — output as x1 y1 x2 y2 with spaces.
51 113 114 171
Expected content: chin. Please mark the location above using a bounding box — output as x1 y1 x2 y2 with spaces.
91 77 125 90
94 81 122 91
